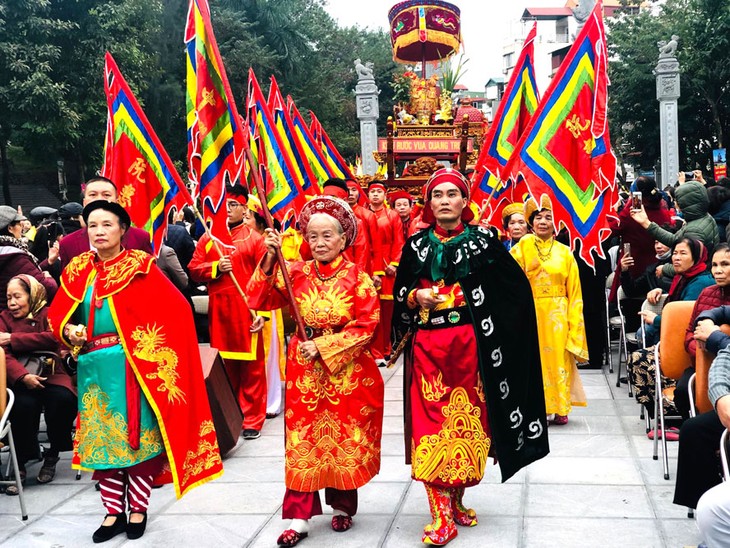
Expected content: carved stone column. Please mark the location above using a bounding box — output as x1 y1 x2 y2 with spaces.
354 60 380 176
655 41 680 188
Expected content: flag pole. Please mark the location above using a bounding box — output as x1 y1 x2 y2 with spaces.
473 173 504 224
243 145 309 341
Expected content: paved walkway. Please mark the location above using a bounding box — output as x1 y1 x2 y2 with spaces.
0 360 704 547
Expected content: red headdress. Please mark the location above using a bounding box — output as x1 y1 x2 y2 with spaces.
299 196 358 249
421 168 474 225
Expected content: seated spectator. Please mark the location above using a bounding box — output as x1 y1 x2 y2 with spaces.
0 275 77 495
631 180 719 277
609 177 673 302
675 305 730 533
619 239 674 301
627 238 715 434
0 206 57 309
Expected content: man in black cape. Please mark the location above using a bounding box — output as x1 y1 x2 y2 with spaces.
391 168 549 546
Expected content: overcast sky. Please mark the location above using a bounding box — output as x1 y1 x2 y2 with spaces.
323 0 564 90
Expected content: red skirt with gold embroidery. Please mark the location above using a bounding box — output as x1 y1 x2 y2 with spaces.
410 323 490 488
284 337 384 492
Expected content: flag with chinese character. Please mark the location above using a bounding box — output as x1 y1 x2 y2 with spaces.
288 97 333 188
470 22 539 224
503 2 617 268
246 68 307 221
185 0 245 245
267 77 320 196
310 111 353 180
101 53 193 255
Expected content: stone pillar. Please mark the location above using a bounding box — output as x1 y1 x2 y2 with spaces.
655 36 680 188
354 59 380 176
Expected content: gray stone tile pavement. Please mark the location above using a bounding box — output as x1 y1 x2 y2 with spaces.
0 359 705 547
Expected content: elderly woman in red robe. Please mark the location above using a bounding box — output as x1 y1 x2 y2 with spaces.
48 201 223 543
248 196 384 548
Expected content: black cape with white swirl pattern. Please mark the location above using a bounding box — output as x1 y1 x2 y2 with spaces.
391 224 549 482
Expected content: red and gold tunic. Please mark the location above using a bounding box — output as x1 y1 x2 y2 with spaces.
189 223 267 360
247 255 384 492
408 227 490 488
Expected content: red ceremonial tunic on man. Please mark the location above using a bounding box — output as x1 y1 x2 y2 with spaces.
351 203 380 276
188 222 267 430
409 228 490 488
247 256 384 492
189 222 266 359
370 207 404 358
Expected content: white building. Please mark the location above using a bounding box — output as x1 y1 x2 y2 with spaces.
500 1 642 94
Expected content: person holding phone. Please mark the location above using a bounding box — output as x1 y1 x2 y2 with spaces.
608 177 673 304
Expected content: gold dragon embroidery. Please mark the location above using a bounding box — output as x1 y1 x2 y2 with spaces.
132 324 186 404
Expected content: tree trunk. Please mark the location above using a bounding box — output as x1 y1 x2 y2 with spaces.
1 138 11 206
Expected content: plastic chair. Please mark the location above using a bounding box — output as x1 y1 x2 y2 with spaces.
689 324 730 418
653 300 696 480
0 348 29 519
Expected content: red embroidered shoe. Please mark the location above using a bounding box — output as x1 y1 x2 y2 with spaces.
422 484 458 545
450 487 478 527
553 414 569 425
276 529 308 547
331 514 353 532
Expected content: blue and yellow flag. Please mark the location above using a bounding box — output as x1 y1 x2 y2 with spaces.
503 2 616 268
310 111 354 180
267 77 320 197
246 68 306 221
470 22 539 224
101 53 193 255
288 98 333 189
185 0 245 245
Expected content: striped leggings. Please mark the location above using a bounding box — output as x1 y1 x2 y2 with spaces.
98 470 153 515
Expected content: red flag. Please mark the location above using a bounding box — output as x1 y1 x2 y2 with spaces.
470 22 539 225
503 2 617 268
185 0 247 246
309 111 354 180
101 53 193 255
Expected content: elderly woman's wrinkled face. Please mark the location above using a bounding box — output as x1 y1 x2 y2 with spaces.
672 241 695 274
6 279 30 319
306 214 346 264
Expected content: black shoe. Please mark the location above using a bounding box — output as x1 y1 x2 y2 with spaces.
127 512 148 540
242 429 261 440
92 513 127 543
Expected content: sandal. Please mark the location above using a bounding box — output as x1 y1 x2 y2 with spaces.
277 529 308 547
331 514 353 532
37 455 60 484
5 469 26 496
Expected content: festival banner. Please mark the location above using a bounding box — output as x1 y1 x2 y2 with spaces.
267 76 320 196
288 97 334 187
185 0 246 245
246 68 307 220
101 53 193 255
503 2 617 268
310 111 354 180
470 22 539 224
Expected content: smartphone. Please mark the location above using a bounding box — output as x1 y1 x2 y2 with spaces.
623 243 631 257
631 191 642 210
